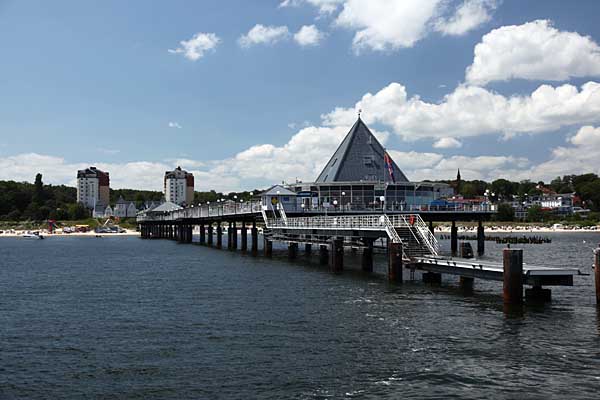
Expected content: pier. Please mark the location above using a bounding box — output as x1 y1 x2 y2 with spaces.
137 117 584 304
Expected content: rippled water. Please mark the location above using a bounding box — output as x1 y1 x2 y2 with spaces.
1 233 600 399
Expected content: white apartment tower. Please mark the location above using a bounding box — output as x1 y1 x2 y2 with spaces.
77 167 110 209
164 166 194 206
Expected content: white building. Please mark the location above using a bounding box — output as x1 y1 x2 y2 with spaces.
114 196 139 218
164 167 194 206
77 167 110 209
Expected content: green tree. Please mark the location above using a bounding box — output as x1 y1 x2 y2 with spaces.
67 203 88 220
527 205 544 222
496 203 514 221
32 173 45 205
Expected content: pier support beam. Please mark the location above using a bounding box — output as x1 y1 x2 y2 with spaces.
319 244 329 265
503 248 523 305
388 242 403 283
595 247 600 305
329 237 344 274
207 225 213 246
451 221 458 256
288 242 298 260
241 222 247 251
264 238 273 257
477 220 485 256
216 224 222 249
251 222 258 255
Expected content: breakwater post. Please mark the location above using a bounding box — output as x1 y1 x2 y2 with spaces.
503 248 523 305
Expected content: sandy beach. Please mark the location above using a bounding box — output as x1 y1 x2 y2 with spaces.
0 229 140 238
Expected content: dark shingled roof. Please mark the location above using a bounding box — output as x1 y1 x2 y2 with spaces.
315 118 409 183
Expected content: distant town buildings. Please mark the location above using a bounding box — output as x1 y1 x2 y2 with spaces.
164 167 194 206
77 167 110 209
114 196 139 218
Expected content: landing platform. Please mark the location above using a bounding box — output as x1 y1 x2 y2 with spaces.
410 256 582 286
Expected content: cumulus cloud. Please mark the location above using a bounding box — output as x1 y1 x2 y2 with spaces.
466 20 600 85
238 25 290 47
433 137 463 149
168 121 182 129
294 25 325 46
279 0 344 14
322 81 600 140
435 0 497 36
168 32 220 61
335 0 442 52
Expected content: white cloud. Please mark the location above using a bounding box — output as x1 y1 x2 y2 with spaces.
97 148 121 155
294 25 325 46
435 0 497 36
322 81 600 140
168 32 220 61
279 0 344 14
433 137 463 149
238 25 290 48
168 121 182 129
466 20 600 86
335 0 442 52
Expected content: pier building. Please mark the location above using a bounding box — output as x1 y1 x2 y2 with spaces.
164 167 194 206
77 166 110 209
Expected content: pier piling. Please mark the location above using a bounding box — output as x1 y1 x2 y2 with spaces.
200 224 205 245
460 276 474 294
305 242 312 255
251 223 258 255
362 238 374 272
264 238 273 257
207 225 213 246
227 223 233 250
503 248 523 305
388 242 403 283
422 272 442 284
232 222 238 250
216 224 222 249
241 222 247 251
319 244 329 265
288 242 298 260
451 221 458 256
477 220 485 256
329 238 344 274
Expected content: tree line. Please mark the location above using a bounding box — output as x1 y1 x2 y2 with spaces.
0 174 263 221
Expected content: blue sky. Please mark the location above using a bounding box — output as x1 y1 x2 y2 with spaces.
2 0 600 191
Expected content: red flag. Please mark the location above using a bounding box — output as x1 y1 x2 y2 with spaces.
384 152 395 183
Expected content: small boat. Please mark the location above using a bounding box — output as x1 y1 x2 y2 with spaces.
22 231 44 239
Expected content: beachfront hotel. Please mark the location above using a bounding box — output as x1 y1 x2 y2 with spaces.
76 166 110 209
266 117 455 213
164 166 194 206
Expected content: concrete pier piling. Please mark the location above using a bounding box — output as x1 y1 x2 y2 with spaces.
503 248 523 305
388 242 403 283
329 238 344 274
241 222 247 251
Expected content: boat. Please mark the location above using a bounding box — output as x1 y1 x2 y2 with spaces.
21 231 44 239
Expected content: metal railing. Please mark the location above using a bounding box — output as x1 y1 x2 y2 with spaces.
137 200 263 222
